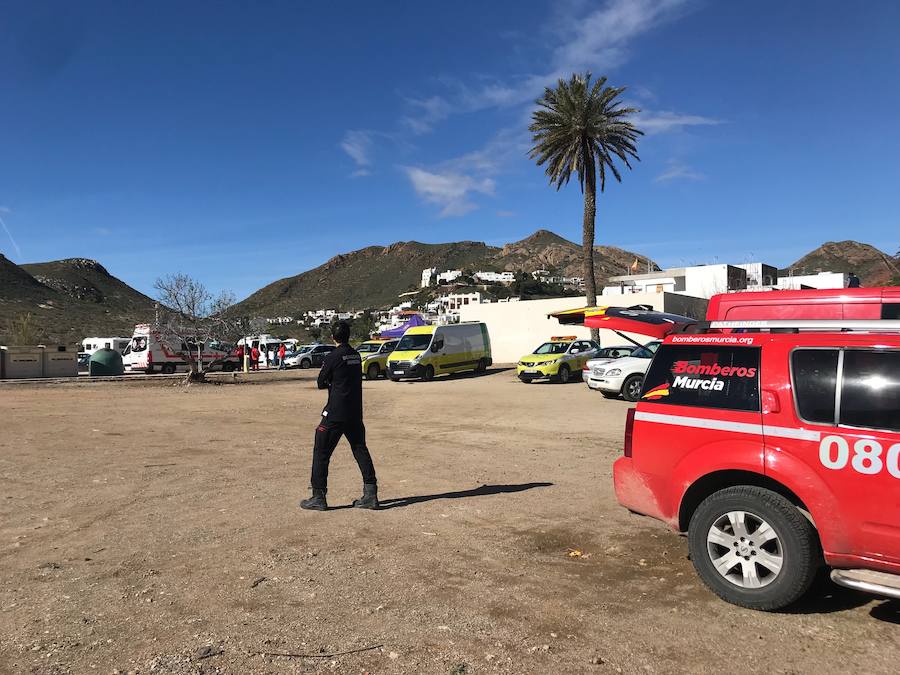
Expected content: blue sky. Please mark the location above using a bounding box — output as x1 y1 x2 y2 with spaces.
1 0 898 300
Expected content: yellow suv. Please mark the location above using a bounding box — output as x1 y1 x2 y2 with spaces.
517 336 600 384
356 338 400 380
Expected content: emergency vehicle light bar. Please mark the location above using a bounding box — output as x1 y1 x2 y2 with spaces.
708 319 900 332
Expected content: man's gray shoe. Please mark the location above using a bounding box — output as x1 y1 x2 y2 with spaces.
300 488 328 511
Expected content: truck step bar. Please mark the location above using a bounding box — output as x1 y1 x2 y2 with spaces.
830 568 900 600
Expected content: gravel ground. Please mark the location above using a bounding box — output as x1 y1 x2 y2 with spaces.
1 368 897 674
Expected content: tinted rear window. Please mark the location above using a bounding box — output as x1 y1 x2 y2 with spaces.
791 349 839 424
840 350 900 432
883 304 900 319
641 345 760 411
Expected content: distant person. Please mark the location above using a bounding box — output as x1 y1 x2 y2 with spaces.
300 321 379 511
250 345 260 371
278 343 287 370
235 344 245 370
847 272 861 288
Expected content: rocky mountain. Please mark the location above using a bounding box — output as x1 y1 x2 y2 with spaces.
230 230 658 317
0 256 156 345
782 240 899 286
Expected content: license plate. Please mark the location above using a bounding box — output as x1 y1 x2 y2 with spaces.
524 369 539 375
393 370 405 375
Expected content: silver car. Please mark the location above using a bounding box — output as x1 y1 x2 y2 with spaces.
581 346 641 383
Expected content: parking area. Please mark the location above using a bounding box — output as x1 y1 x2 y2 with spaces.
1 369 897 674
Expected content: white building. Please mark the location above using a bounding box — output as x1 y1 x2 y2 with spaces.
605 264 747 299
605 261 850 299
474 271 515 284
421 267 437 288
777 271 848 290
437 270 463 285
434 291 483 311
459 293 708 363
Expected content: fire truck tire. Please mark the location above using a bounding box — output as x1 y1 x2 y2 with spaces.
688 486 820 611
621 375 644 401
161 363 176 375
366 363 380 380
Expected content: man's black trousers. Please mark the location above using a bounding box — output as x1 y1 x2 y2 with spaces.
310 418 377 490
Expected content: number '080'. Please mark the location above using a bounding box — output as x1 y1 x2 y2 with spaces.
819 436 900 478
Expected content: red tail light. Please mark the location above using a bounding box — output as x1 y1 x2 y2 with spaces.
147 350 152 365
623 407 636 457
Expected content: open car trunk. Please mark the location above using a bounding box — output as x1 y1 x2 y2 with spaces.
549 305 698 341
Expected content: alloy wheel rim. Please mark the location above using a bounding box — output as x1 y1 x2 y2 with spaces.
706 510 783 589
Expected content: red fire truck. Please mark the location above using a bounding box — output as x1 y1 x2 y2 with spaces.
552 299 900 610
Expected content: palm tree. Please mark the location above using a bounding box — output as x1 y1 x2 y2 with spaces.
529 73 642 330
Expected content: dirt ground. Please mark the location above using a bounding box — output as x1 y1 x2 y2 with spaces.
1 368 897 674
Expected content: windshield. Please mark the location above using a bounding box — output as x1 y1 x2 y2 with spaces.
534 342 570 355
396 334 432 352
298 345 314 353
357 342 381 354
131 336 148 352
631 342 661 359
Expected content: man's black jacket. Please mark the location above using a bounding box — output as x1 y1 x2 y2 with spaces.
316 343 363 421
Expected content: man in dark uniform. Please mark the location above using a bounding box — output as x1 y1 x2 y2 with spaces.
300 321 379 511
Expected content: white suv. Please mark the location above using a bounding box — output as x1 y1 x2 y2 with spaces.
584 341 660 401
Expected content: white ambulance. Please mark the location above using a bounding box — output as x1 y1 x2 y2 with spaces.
122 324 238 374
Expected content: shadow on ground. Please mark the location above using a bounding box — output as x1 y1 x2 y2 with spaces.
353 482 555 510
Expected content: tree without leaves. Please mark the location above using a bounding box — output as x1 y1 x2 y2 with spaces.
153 273 242 382
529 72 642 337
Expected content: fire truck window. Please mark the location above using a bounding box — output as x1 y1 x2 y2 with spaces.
791 349 839 425
882 304 900 320
840 350 900 432
641 346 760 412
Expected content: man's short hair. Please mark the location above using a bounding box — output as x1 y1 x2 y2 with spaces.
332 321 351 344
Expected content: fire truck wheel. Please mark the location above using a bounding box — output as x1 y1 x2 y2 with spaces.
161 363 176 375
366 363 380 380
621 374 644 401
688 486 820 611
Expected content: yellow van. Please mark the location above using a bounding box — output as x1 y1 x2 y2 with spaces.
386 323 492 381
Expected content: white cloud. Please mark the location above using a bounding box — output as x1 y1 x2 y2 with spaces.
636 111 722 134
427 0 691 116
401 95 452 135
404 166 495 217
655 160 705 183
339 130 374 176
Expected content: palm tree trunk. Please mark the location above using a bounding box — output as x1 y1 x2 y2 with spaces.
582 171 599 341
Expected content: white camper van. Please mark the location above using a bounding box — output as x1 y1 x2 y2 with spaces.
122 324 238 374
81 337 131 355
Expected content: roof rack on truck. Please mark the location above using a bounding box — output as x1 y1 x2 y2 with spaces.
697 319 900 333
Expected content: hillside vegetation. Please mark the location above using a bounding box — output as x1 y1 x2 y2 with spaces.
782 240 899 286
231 230 658 316
0 256 156 345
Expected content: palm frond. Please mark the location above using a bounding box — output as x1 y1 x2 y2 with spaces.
528 72 643 192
